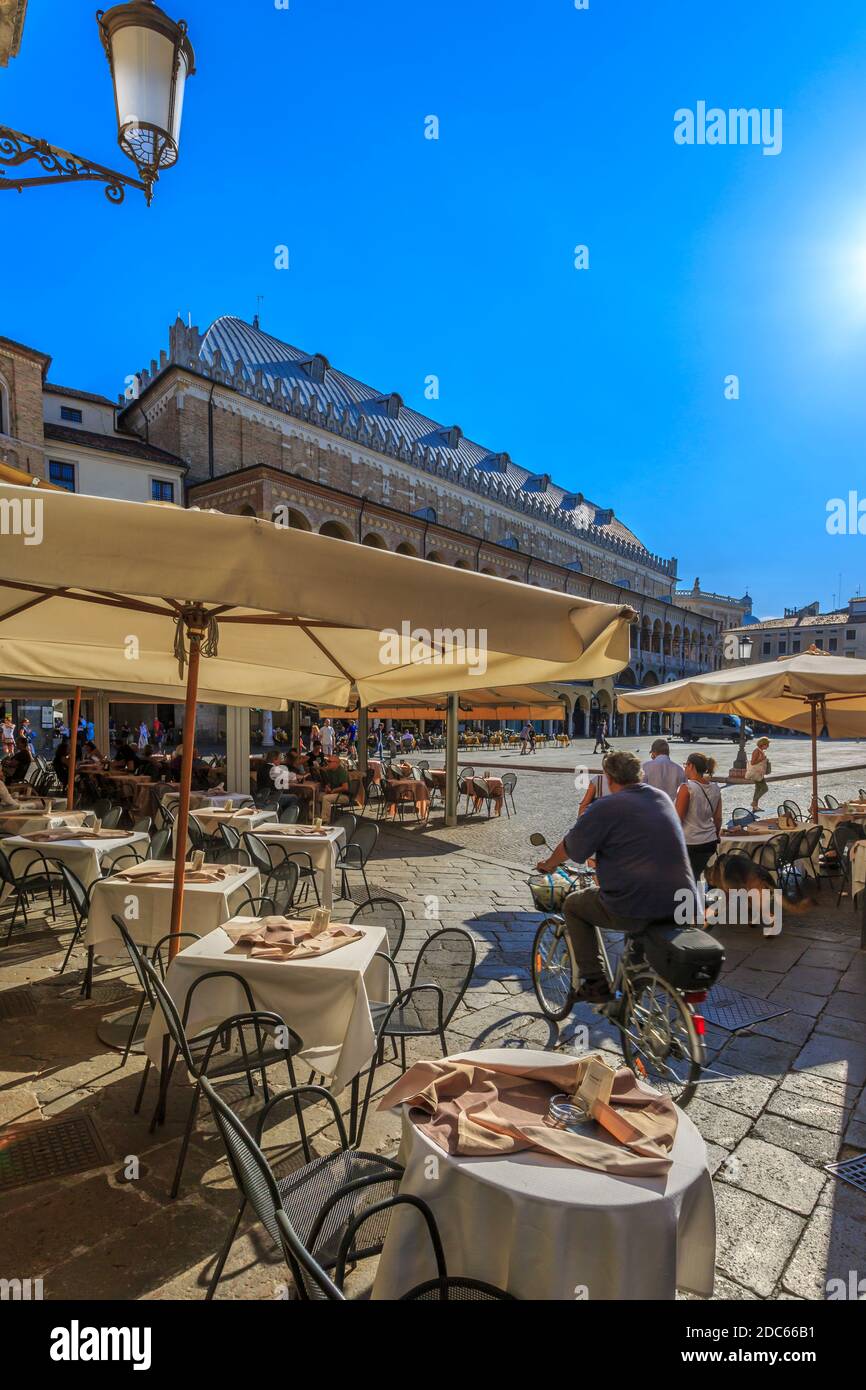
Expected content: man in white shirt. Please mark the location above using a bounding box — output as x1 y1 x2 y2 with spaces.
320 718 336 756
641 739 685 801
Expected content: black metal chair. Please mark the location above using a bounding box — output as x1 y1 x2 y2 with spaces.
780 799 804 823
470 777 506 818
114 917 304 1199
363 774 387 820
200 1074 403 1300
186 814 223 862
90 797 113 821
356 927 476 1144
729 807 754 827
243 831 314 909
457 769 476 816
153 795 176 831
336 821 379 901
132 815 153 835
277 798 301 824
824 793 841 809
117 928 201 1069
0 843 64 943
500 771 517 815
830 821 866 905
231 884 296 919
100 806 125 829
56 862 92 975
349 896 406 959
331 811 358 843
790 825 823 889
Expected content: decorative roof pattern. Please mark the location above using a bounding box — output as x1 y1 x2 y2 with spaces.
187 315 675 577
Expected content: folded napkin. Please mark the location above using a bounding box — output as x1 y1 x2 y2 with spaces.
26 828 128 842
114 862 233 884
378 1054 678 1177
223 914 362 961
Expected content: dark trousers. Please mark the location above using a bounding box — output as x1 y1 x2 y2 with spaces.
562 886 654 980
687 841 718 881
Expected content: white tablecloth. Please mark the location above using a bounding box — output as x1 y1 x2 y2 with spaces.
1 829 149 891
162 791 255 811
86 861 261 956
256 824 345 908
0 809 93 837
372 1048 715 1301
172 807 275 853
849 840 866 900
143 918 389 1093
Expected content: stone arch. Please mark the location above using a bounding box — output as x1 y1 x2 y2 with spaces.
0 370 10 437
273 505 311 530
651 620 662 654
361 531 388 549
238 504 256 517
319 519 353 541
395 541 419 557
426 550 447 564
640 669 660 687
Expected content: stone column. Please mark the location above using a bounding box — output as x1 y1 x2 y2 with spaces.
225 705 251 795
261 709 274 747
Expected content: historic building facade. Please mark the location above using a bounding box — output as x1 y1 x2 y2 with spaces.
724 597 866 666
115 314 723 733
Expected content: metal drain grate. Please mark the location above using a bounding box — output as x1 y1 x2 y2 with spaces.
702 985 790 1033
825 1152 866 1195
0 1115 110 1192
0 986 37 1020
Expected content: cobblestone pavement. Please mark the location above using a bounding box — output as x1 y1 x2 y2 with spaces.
1 820 864 1301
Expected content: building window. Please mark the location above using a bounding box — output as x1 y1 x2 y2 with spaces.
48 460 75 492
815 638 824 649
60 406 83 423
846 649 855 657
151 479 174 503
829 637 838 652
778 640 786 654
762 641 771 655
847 629 856 640
0 373 9 435
792 639 801 653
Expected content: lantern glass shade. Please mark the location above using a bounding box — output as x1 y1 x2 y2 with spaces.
98 2 195 181
739 637 753 661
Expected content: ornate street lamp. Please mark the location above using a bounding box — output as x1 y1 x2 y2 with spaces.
731 634 754 772
0 2 194 206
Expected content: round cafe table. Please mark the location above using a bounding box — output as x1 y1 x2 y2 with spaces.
372 1047 715 1301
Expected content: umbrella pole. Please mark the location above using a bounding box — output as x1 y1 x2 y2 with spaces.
66 685 81 810
810 698 819 823
168 624 203 962
445 693 459 827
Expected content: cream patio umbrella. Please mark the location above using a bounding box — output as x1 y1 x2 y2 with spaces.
617 648 866 821
0 482 634 951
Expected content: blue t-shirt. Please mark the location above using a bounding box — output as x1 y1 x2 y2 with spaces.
563 782 696 920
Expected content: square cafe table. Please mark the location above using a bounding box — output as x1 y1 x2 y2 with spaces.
1 827 150 892
255 823 346 908
143 916 391 1103
172 806 275 854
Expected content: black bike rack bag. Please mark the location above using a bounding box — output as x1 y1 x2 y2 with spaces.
642 925 725 990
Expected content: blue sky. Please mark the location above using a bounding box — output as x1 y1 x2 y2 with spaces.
3 0 866 617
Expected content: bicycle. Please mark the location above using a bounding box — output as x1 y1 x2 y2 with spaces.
527 835 718 1106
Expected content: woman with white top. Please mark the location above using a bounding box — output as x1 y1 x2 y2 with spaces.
675 753 722 881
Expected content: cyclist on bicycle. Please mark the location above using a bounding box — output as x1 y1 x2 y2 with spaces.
534 750 697 1003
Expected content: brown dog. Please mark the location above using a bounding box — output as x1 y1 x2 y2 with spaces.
705 851 818 919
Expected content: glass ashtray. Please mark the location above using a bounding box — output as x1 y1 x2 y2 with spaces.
545 1092 591 1129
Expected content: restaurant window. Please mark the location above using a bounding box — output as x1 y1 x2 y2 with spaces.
151 479 174 503
48 460 75 492
60 406 83 423
829 637 838 652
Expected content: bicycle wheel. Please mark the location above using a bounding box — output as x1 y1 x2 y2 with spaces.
618 972 703 1106
531 916 577 1021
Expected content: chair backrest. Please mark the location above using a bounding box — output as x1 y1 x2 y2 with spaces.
277 798 301 824
799 825 822 857
101 806 124 829
782 800 803 822
231 889 280 918
133 935 198 1075
825 794 840 809
0 846 17 888
242 832 272 876
132 816 153 834
410 927 476 1026
471 778 490 797
461 765 475 779
111 914 157 1007
219 824 241 853
198 1075 286 1250
348 820 379 863
350 896 406 957
186 816 206 851
331 811 357 841
832 821 865 859
500 772 516 792
148 827 173 861
154 796 176 828
334 1194 447 1292
91 798 112 821
58 862 89 926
